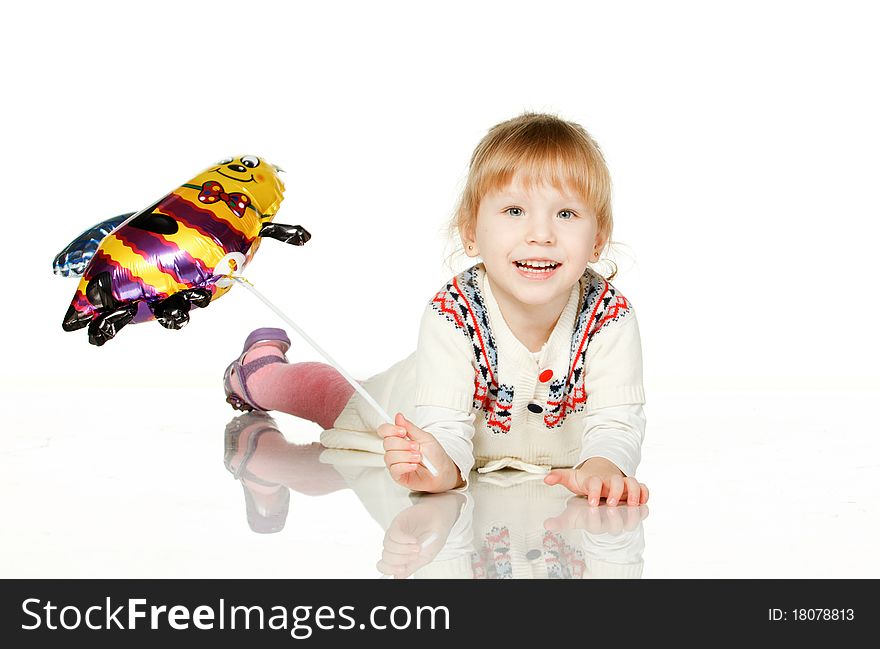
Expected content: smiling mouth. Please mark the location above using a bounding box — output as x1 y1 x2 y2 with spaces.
513 260 561 278
514 260 561 270
213 168 255 183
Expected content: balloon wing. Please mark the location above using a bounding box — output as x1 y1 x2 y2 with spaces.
53 213 135 278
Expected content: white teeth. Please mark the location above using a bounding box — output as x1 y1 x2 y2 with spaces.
515 260 559 271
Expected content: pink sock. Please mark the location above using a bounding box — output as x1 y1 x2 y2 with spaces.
240 350 355 429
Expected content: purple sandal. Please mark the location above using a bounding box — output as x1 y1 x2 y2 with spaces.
223 327 291 412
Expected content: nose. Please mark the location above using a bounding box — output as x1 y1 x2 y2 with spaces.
525 213 555 245
227 164 247 173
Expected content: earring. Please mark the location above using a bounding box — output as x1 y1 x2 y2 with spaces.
468 245 473 251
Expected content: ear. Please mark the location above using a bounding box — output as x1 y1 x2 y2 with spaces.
461 225 479 257
593 232 608 260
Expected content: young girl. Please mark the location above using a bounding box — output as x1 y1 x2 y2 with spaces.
223 113 649 506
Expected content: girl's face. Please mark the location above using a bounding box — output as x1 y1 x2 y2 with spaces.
464 171 603 316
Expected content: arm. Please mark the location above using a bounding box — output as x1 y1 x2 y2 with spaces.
545 404 650 505
545 312 649 505
379 298 477 493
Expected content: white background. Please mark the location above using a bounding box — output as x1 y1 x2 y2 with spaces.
1 0 878 578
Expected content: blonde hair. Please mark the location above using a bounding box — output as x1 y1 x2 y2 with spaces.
448 112 617 280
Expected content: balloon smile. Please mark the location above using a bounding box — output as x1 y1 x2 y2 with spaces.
213 168 255 183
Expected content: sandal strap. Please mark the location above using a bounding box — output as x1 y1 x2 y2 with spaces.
237 355 287 409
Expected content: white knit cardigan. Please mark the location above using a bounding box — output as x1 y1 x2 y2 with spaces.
323 263 646 479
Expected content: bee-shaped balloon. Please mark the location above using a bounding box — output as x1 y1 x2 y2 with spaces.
57 155 310 345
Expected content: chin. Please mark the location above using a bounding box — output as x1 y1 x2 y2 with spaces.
510 286 566 306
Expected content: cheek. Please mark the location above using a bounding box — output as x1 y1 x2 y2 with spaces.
474 224 512 254
255 173 266 183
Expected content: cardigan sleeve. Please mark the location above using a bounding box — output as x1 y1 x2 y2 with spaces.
408 299 478 483
411 405 476 483
583 309 646 411
577 307 647 476
577 403 646 477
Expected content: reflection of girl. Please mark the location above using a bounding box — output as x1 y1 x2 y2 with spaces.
378 473 648 580
224 113 649 504
223 412 647 580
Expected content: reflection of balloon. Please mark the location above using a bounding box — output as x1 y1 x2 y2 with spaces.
57 155 311 346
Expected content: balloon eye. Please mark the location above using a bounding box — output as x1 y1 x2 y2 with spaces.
241 156 260 168
216 157 234 165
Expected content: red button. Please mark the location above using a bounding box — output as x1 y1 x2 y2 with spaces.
538 369 553 383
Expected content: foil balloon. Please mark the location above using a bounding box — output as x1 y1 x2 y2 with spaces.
57 155 310 345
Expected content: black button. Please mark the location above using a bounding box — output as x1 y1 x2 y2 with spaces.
527 403 543 414
526 549 542 560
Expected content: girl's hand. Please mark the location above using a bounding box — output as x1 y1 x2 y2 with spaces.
543 457 649 506
378 413 464 493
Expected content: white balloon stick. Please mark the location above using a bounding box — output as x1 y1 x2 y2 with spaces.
231 276 440 477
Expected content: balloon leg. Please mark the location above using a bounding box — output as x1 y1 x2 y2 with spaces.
152 293 191 330
181 287 212 309
88 303 138 346
259 223 311 246
151 288 212 329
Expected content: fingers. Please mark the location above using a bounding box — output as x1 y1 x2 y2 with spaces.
544 468 578 493
547 464 651 512
378 421 408 440
620 477 638 506
605 474 625 506
380 419 421 480
586 475 603 506
395 412 434 443
620 479 649 505
382 429 421 469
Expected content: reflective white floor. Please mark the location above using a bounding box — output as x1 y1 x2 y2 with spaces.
2 383 877 578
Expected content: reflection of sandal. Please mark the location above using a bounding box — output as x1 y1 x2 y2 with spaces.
224 412 290 533
223 327 290 412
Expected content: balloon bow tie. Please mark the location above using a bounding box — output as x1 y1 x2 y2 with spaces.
198 181 251 217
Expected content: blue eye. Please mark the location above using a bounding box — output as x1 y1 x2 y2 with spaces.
557 210 576 220
505 207 524 217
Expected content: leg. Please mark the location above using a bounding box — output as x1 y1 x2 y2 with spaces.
224 328 355 427
248 362 355 427
233 358 355 428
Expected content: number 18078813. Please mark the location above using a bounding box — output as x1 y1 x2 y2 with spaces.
768 609 854 622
